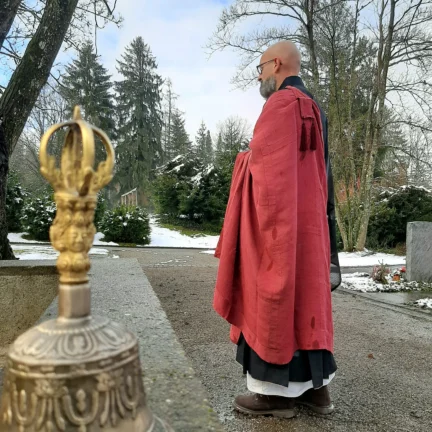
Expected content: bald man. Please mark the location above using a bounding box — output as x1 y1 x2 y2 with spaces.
213 41 340 419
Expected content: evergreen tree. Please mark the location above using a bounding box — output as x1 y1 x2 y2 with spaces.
205 130 214 163
61 41 115 162
169 110 192 158
195 121 208 162
195 122 214 164
215 132 223 157
115 37 163 193
161 78 178 162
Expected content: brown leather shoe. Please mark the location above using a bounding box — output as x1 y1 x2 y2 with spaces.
296 386 335 414
233 393 296 418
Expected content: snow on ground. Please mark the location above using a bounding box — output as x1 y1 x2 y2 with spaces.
199 249 407 267
413 298 432 309
338 251 405 267
11 244 109 260
341 272 422 293
8 232 118 246
147 217 219 249
93 232 118 246
7 224 407 267
8 232 45 243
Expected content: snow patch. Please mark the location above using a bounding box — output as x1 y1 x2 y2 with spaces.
11 244 110 260
147 217 219 248
341 272 422 293
8 233 45 243
93 232 118 246
338 251 405 267
9 232 118 247
167 163 184 174
413 298 432 309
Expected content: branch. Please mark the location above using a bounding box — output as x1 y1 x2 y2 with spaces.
383 119 432 133
381 144 432 169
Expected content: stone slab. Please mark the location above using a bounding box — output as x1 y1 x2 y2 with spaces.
0 259 57 275
0 261 58 347
406 221 432 282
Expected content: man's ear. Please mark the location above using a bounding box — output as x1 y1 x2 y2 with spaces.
274 58 282 73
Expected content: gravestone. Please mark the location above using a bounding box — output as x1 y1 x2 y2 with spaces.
406 221 432 282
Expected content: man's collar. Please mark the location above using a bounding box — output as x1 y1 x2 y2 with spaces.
278 76 304 90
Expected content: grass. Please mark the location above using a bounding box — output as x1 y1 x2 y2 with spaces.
117 242 138 248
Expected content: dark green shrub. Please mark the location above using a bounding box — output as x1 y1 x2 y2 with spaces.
21 195 56 241
94 192 107 229
20 191 107 241
153 175 182 217
153 154 233 232
99 205 150 244
6 171 28 232
367 186 432 249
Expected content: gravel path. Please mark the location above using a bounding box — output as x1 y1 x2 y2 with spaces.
117 248 432 431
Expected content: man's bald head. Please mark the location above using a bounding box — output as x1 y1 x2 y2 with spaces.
257 41 302 99
264 41 301 74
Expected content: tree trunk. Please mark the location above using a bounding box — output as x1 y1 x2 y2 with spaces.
334 197 349 250
0 121 15 259
355 0 395 251
0 0 79 153
0 0 78 260
305 1 319 94
0 0 21 49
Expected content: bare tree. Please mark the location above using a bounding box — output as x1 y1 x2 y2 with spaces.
354 0 432 249
11 85 69 193
1 1 122 74
0 0 120 259
161 78 178 162
207 0 337 92
0 0 21 49
402 128 432 188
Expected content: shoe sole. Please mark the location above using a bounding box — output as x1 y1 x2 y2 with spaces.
233 402 296 419
296 401 335 415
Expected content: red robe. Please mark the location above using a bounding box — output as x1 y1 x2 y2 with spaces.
213 86 334 365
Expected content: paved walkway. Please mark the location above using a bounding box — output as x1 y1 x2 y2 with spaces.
106 249 432 431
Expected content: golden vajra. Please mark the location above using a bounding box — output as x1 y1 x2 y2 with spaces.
39 106 114 284
0 106 173 431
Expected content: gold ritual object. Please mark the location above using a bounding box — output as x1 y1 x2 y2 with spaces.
0 107 173 431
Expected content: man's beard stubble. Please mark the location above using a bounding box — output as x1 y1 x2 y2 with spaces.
259 76 277 99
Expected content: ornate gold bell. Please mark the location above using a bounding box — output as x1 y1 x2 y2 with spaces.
0 107 173 431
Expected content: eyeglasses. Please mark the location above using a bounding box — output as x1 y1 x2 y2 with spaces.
256 58 277 75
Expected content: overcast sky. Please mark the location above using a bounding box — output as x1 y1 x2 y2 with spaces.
94 0 265 139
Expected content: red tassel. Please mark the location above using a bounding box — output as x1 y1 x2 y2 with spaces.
300 121 308 152
310 120 317 151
